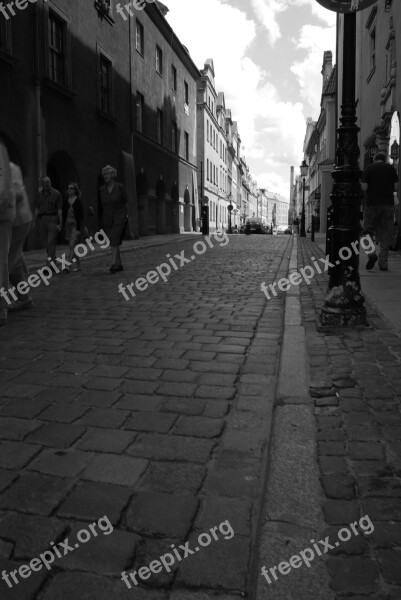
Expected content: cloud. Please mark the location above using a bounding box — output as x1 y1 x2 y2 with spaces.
250 0 284 45
291 23 336 112
256 171 291 200
165 0 336 202
249 0 336 46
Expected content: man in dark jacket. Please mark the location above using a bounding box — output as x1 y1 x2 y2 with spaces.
34 177 63 264
361 152 399 271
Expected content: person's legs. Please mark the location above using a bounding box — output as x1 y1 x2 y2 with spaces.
46 216 58 261
9 223 31 273
70 230 81 270
0 221 12 323
8 222 33 308
377 206 394 270
38 216 48 259
363 206 380 269
111 246 121 265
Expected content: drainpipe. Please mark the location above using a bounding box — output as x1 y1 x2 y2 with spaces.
33 3 43 183
129 13 134 156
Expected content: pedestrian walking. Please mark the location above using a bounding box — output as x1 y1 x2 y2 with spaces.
8 162 34 312
33 176 63 265
99 165 128 273
64 182 84 273
0 141 15 326
361 152 399 271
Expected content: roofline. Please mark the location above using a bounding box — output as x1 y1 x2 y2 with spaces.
145 4 201 80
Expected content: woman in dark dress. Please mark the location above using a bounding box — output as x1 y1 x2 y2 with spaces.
99 165 128 273
64 182 84 272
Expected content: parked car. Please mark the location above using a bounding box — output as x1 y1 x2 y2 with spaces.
245 218 265 234
284 227 292 234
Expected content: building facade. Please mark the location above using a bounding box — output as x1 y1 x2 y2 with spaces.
336 1 400 235
0 0 200 244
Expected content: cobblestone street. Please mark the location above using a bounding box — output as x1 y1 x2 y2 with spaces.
2 233 401 599
0 234 290 600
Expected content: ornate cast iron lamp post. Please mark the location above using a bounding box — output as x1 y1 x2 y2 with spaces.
316 0 377 329
299 160 308 237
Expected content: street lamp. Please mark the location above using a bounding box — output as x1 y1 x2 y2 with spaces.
299 159 308 237
228 195 233 234
316 0 376 329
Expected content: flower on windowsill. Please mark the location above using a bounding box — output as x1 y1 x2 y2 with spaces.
96 0 110 15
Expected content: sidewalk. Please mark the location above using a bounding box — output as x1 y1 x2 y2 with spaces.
24 233 202 270
314 231 401 331
255 233 401 599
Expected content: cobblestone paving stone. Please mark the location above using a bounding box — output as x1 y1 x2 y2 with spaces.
0 235 290 599
299 237 401 600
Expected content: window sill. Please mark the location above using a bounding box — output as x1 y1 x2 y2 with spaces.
44 78 76 99
367 66 376 83
136 49 144 58
97 108 117 124
156 71 163 79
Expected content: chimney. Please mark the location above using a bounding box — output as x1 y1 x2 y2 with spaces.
290 166 294 199
321 51 333 89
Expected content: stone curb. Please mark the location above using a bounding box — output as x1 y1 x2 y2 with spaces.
252 236 335 600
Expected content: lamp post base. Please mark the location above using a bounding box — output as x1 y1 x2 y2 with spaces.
317 304 368 331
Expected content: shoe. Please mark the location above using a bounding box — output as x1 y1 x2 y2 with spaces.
8 298 34 312
70 264 82 272
379 266 388 271
110 264 123 273
366 254 378 270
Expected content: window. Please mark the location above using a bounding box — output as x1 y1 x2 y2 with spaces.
136 92 144 133
184 132 189 161
0 18 12 55
172 65 177 91
99 54 112 114
156 45 163 75
184 81 189 105
207 159 209 181
171 121 177 153
210 125 212 145
157 109 163 145
206 120 209 142
48 11 66 86
136 21 144 55
370 27 376 71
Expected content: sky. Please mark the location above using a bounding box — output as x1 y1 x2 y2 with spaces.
165 0 337 201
